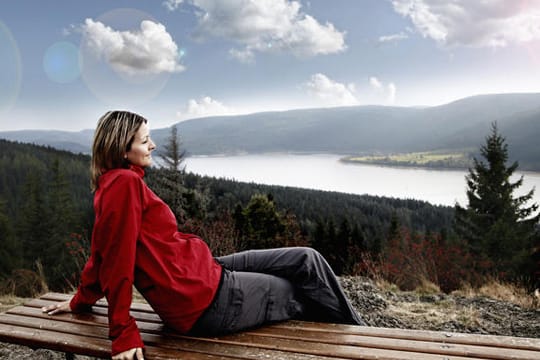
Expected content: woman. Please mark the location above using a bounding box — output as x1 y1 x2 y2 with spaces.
42 110 365 360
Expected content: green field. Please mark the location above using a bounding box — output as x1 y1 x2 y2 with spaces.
342 150 473 169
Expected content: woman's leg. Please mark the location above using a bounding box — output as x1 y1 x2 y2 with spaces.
216 247 365 325
190 269 304 336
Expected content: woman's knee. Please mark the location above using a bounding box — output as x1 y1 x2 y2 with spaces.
294 247 324 263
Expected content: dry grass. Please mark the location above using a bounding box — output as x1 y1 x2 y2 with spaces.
452 279 539 310
414 278 441 295
377 277 482 330
0 294 25 312
374 278 400 293
377 277 537 332
385 296 481 330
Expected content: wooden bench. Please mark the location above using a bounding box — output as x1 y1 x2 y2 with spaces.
0 293 539 359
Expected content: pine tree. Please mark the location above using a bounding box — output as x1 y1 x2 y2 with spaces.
0 197 19 275
161 125 186 172
239 193 285 249
155 126 188 224
335 218 351 274
18 171 52 269
46 158 78 288
455 123 539 279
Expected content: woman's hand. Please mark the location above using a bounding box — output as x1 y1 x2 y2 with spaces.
112 347 144 360
41 300 72 315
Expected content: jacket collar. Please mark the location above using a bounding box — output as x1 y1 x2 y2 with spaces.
129 164 145 178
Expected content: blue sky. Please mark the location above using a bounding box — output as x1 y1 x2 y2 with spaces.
1 0 540 131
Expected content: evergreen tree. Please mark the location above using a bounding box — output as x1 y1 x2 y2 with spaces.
0 198 19 275
277 210 307 248
18 171 52 269
312 218 327 254
239 193 285 249
161 125 186 172
455 123 539 279
46 158 78 288
154 126 188 224
335 218 351 274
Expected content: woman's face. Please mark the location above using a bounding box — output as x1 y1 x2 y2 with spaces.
126 122 156 168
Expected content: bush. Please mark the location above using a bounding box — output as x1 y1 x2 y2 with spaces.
359 228 474 293
0 268 48 297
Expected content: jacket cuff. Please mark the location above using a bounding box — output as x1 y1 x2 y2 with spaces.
69 292 92 313
110 319 144 356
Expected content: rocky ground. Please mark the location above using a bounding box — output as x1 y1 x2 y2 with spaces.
340 276 540 338
1 276 539 359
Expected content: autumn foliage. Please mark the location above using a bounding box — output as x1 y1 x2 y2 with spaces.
361 227 475 293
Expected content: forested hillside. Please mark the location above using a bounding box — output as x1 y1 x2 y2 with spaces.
0 139 456 293
0 140 94 292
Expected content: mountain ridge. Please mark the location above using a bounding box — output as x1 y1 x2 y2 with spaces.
1 93 539 169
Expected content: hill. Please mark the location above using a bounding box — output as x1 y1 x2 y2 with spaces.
0 129 93 154
166 93 540 159
1 93 539 169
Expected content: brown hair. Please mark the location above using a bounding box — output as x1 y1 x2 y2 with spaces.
90 110 148 191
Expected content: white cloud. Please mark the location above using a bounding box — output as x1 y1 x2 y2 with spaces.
170 0 346 62
81 18 184 76
369 77 397 105
387 82 396 104
392 0 540 47
176 96 237 120
305 73 359 107
62 24 78 37
229 48 256 64
369 76 383 89
378 31 409 43
163 0 184 12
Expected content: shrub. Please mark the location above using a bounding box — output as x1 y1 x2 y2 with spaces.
0 268 48 297
360 227 474 293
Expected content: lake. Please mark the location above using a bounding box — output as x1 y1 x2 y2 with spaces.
184 154 540 207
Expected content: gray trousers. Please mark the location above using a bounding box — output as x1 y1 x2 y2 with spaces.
190 247 365 336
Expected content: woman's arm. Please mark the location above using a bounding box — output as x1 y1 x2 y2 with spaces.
69 253 105 312
42 171 146 356
96 172 145 356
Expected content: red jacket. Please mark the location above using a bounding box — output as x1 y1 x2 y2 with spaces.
70 165 222 355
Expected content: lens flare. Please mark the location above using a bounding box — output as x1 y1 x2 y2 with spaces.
43 41 80 83
0 21 22 113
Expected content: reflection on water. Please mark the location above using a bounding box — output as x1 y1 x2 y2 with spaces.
185 154 540 207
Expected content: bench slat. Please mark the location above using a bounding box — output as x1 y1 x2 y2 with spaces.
40 292 155 313
142 332 348 360
24 298 163 323
247 326 540 360
0 313 344 360
211 332 490 360
0 323 249 360
273 320 540 351
7 305 167 333
0 322 110 358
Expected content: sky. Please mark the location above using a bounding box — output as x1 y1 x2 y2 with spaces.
1 0 540 131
